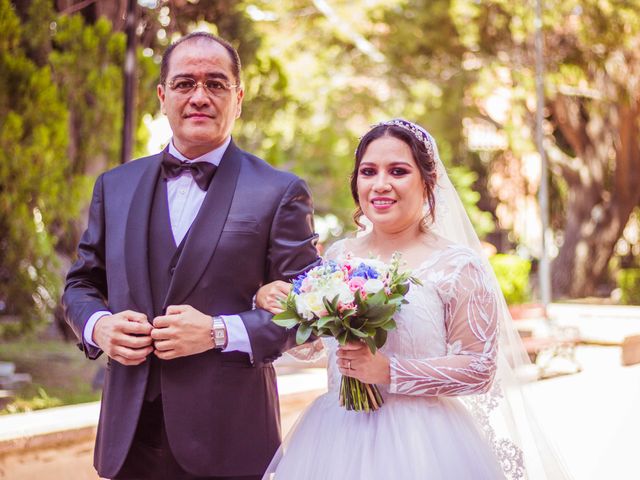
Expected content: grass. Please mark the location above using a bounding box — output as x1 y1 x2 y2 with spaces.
0 336 105 414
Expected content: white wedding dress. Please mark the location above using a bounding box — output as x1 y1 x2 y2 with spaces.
264 240 518 480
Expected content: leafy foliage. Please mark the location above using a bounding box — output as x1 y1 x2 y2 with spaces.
0 0 159 334
458 0 640 297
617 269 640 306
489 254 531 305
0 0 70 330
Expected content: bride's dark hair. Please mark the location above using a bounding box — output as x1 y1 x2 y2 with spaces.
350 123 438 231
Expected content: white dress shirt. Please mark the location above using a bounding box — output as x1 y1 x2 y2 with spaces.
83 137 252 355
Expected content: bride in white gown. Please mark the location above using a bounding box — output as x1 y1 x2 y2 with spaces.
257 119 570 480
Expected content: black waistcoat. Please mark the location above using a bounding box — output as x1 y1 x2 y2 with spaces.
145 177 188 401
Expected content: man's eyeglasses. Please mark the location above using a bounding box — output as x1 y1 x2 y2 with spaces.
167 78 239 96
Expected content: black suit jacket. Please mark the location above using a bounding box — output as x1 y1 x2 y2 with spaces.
62 140 320 478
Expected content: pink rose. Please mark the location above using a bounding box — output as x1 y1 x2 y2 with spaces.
338 302 355 312
348 277 366 292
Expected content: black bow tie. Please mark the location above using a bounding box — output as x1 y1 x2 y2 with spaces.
160 151 218 190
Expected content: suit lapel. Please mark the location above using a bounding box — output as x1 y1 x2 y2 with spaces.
164 141 243 306
124 154 162 318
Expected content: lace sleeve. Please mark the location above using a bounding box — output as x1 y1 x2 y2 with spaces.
389 258 499 397
285 339 325 362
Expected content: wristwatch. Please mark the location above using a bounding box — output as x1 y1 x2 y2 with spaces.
211 316 228 350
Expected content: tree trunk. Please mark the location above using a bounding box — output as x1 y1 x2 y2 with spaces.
551 96 640 298
553 199 636 297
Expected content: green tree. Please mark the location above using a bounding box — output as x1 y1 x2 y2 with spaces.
461 0 640 297
0 0 161 335
0 0 71 332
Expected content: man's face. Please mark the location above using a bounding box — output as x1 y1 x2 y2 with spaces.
157 39 244 159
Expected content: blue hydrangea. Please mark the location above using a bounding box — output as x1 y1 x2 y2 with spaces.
292 274 306 294
351 262 379 280
324 260 340 273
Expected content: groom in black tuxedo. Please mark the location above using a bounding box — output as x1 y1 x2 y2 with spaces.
63 32 319 480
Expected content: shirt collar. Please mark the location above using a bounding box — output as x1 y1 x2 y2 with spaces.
168 136 232 166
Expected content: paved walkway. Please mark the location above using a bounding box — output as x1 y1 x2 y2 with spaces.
528 345 640 480
0 369 327 480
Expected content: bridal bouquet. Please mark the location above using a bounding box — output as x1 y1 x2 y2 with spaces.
273 253 421 412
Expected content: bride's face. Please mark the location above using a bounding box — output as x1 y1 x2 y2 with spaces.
357 135 426 233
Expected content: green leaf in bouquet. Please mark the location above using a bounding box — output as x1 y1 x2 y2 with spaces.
354 289 367 312
330 294 341 312
388 292 403 300
296 322 314 344
382 318 397 331
365 303 397 325
374 328 388 348
348 315 365 330
364 336 377 354
272 310 300 328
342 316 353 329
388 300 403 310
349 327 368 338
327 324 342 337
285 293 297 311
322 295 340 316
394 282 410 296
364 326 377 336
316 315 338 329
337 329 349 345
340 308 357 319
366 289 387 307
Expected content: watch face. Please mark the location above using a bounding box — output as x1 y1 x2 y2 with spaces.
214 327 226 347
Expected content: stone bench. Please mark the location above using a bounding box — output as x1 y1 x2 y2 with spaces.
622 334 640 366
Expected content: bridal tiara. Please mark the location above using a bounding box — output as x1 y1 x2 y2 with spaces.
371 118 435 160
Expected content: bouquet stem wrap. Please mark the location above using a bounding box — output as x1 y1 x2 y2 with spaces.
340 375 384 411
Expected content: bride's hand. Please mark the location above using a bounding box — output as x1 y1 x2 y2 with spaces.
256 280 291 314
336 341 391 385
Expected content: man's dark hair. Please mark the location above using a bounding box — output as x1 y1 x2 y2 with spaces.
160 32 242 85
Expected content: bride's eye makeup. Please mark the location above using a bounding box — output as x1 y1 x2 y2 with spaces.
390 167 409 176
359 167 376 176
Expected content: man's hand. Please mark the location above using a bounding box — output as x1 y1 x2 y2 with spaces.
255 280 291 314
93 311 153 366
151 305 214 360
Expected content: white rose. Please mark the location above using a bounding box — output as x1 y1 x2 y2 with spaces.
336 283 355 304
363 278 385 294
297 292 324 320
322 283 354 308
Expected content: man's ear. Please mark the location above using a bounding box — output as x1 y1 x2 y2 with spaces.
157 84 166 115
235 87 245 119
